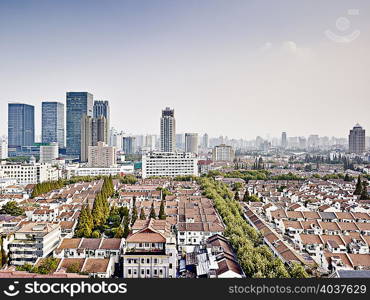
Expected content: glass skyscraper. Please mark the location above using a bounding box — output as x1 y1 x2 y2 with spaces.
66 92 93 158
42 101 65 148
8 103 35 148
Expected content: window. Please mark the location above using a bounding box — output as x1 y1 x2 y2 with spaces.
128 269 131 275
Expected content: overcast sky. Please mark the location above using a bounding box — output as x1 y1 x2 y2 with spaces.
0 0 369 140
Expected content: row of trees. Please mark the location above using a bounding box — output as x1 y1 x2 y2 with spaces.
75 176 115 237
198 177 308 278
31 179 65 198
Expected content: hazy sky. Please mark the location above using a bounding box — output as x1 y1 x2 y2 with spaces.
0 0 369 140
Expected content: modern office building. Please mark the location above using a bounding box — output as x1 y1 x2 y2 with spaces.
41 102 65 148
8 103 35 149
88 141 116 168
212 144 235 162
122 136 136 155
40 143 59 163
281 132 287 149
185 133 199 154
160 107 176 152
142 152 198 178
92 116 108 145
66 92 93 158
176 134 184 151
93 100 110 143
349 124 366 154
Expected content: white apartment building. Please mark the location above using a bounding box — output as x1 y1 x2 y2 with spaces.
185 133 199 154
0 138 8 159
142 151 198 178
0 161 60 185
67 164 134 177
212 144 235 162
88 141 116 167
8 222 61 266
40 143 59 163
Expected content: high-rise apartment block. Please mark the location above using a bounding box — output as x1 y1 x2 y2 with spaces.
160 107 176 152
212 144 235 162
349 124 366 154
185 133 199 154
93 100 110 144
42 102 65 148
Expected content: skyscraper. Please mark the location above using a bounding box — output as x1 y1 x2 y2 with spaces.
41 102 65 148
281 132 287 149
93 100 110 143
80 115 108 162
160 107 176 152
8 103 35 148
185 133 199 154
349 124 365 154
66 92 93 158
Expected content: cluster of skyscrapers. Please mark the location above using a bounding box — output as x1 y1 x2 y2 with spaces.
7 93 110 161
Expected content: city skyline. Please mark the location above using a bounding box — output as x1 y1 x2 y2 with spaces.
0 0 369 139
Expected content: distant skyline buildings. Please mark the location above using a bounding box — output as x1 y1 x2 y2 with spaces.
66 92 93 158
160 107 176 152
93 100 110 144
41 101 65 148
8 103 35 148
185 133 199 154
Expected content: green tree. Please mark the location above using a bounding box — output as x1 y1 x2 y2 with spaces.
139 208 146 220
354 176 363 195
149 202 156 219
360 181 369 200
243 190 250 202
131 205 138 225
234 191 240 201
158 199 166 220
114 226 124 238
289 262 309 278
91 230 101 238
0 201 24 216
75 206 93 237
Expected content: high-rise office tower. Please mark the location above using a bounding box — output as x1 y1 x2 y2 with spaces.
349 124 365 154
8 103 35 148
41 102 65 148
92 116 107 145
185 133 199 154
93 100 110 143
66 92 93 158
176 134 184 150
281 132 287 149
160 107 176 152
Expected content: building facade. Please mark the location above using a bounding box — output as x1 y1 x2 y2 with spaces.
160 107 176 152
349 124 366 154
142 152 198 178
8 222 61 266
8 103 35 149
88 142 116 167
41 102 65 148
66 92 93 158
